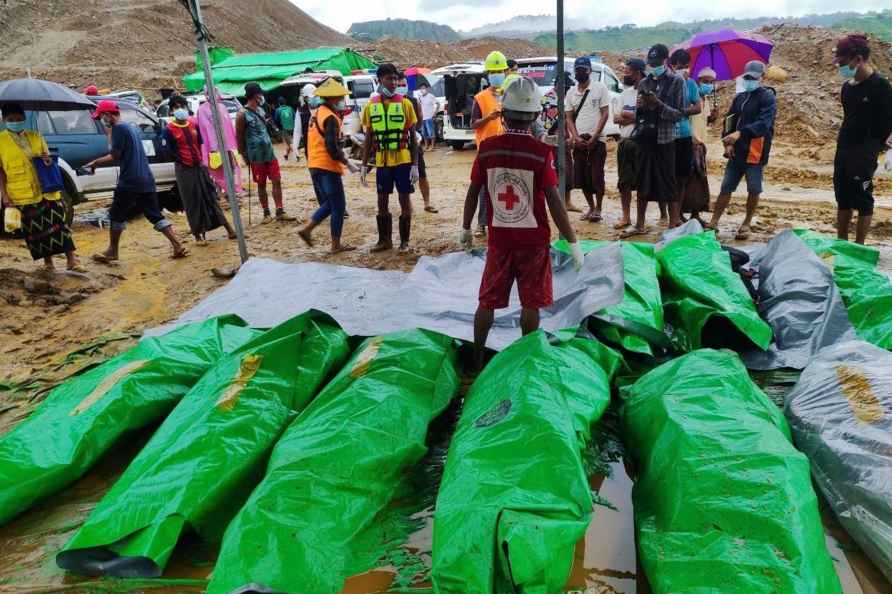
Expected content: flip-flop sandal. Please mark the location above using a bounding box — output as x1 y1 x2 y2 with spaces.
330 245 357 254
67 265 88 274
91 253 118 265
620 226 650 239
591 212 603 222
580 212 593 221
735 227 751 240
298 229 314 247
424 206 439 213
613 220 632 230
171 249 189 260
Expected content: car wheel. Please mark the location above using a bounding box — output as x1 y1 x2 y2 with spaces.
158 186 184 213
59 186 76 228
450 140 465 151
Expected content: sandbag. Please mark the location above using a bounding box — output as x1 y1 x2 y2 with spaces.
554 239 666 356
432 331 621 594
56 313 350 578
794 229 892 349
0 315 259 526
621 349 842 594
743 229 855 370
657 231 772 351
206 329 460 594
785 340 892 583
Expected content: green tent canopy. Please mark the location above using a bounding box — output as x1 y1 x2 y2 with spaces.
182 47 377 95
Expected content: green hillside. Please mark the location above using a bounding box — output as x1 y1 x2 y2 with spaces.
535 11 892 52
348 18 460 43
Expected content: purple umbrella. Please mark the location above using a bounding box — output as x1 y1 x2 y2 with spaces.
678 29 774 81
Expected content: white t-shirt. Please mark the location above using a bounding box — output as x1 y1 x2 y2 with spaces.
418 92 440 121
565 81 610 139
614 86 639 139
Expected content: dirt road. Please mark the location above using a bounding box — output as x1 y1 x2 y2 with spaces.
1 140 891 387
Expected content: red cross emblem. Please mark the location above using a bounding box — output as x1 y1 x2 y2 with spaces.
498 185 521 211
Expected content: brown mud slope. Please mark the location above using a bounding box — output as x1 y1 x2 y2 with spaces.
0 0 353 93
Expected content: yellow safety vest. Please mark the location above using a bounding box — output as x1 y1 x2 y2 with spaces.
368 98 409 152
0 130 61 206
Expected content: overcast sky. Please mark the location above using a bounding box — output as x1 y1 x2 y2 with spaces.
296 0 888 33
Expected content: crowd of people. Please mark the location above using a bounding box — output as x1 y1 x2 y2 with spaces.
0 34 888 293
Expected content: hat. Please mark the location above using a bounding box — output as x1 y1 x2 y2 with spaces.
647 44 669 66
84 85 99 96
315 77 349 98
300 84 317 98
91 99 120 120
696 67 717 80
626 58 646 73
244 82 263 99
1 103 24 118
501 76 542 120
835 34 870 59
742 61 766 80
573 56 592 70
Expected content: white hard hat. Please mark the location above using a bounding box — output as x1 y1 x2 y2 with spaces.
300 84 318 98
501 76 542 120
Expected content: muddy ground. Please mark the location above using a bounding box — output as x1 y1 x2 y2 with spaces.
0 141 891 593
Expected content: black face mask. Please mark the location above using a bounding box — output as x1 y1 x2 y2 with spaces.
575 70 590 84
622 75 637 86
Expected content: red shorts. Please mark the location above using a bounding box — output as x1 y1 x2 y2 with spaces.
479 244 553 310
250 159 281 184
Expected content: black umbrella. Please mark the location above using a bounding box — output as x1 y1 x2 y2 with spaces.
0 78 95 111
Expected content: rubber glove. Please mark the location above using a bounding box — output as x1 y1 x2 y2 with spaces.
410 165 420 184
884 149 892 173
360 165 369 188
458 228 473 251
346 160 360 174
569 241 584 272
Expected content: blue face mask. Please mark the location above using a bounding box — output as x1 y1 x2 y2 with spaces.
838 65 857 79
699 83 714 95
4 121 26 133
647 65 666 77
743 79 760 92
488 73 506 87
396 86 409 96
173 109 189 121
379 85 395 98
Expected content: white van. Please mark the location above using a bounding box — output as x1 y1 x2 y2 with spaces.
516 56 622 138
343 73 377 136
434 62 485 150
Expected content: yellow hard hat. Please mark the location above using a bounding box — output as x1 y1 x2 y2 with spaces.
501 73 521 91
484 51 509 72
315 78 349 98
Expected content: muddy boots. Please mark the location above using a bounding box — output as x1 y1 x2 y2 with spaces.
399 216 411 252
371 213 393 252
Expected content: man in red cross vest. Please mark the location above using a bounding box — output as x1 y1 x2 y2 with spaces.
459 77 584 371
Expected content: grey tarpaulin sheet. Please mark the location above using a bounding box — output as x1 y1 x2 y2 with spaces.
743 230 856 370
785 340 892 583
149 246 625 351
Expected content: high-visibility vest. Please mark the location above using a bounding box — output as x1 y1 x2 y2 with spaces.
368 96 409 152
308 105 344 175
474 89 504 147
0 130 61 207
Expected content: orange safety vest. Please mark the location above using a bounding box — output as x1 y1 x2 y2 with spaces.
308 105 344 175
474 88 504 147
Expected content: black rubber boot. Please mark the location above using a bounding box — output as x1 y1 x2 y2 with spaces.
398 216 411 252
371 214 393 252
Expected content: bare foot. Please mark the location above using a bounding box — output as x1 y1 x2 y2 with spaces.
171 247 189 259
613 219 631 230
735 225 751 240
620 226 650 239
91 253 118 265
298 228 314 247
